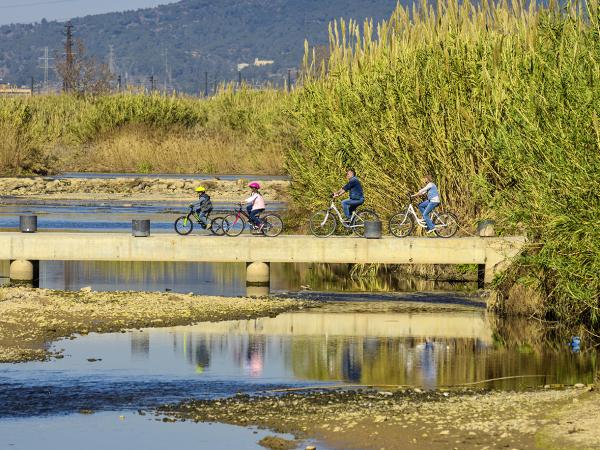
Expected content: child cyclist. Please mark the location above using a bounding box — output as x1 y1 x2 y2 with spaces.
242 182 266 232
191 186 213 229
412 174 440 234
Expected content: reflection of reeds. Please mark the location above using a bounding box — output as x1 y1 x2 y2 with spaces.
289 334 598 388
272 262 475 292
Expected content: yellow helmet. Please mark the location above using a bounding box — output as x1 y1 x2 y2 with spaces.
195 186 206 193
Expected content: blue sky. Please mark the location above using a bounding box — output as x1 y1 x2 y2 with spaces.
0 0 172 25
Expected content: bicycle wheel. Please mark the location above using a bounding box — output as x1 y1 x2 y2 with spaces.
310 210 337 237
223 214 245 237
389 211 415 238
262 214 284 237
434 212 459 238
209 216 226 236
352 209 380 237
174 215 193 235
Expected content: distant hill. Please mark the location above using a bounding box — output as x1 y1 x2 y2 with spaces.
0 0 397 93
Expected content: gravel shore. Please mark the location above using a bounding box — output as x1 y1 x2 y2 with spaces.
157 386 599 450
0 176 289 203
0 286 313 363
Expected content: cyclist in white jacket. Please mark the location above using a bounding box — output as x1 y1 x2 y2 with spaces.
412 174 440 233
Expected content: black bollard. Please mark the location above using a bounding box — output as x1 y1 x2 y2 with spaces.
364 221 382 239
132 219 150 237
19 215 37 233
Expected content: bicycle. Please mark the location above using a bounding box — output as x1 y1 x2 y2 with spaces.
309 195 379 237
174 205 227 236
222 205 284 237
388 194 458 238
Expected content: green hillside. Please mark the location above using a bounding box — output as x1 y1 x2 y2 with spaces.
0 0 397 93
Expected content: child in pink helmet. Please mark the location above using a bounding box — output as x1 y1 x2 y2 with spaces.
243 182 266 231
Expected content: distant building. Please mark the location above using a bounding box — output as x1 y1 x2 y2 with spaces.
0 84 32 96
253 58 274 67
237 63 250 71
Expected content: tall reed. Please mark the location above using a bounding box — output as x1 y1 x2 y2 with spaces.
287 0 600 328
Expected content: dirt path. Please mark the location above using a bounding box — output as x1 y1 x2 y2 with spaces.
539 390 600 449
0 286 313 363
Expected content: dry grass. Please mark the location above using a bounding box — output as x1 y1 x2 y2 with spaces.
60 124 285 174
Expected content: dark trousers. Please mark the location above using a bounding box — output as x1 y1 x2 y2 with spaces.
341 197 364 220
247 205 264 226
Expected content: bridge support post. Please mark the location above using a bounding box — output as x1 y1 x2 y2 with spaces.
478 221 496 288
9 259 39 285
483 239 524 285
246 262 270 296
0 260 9 280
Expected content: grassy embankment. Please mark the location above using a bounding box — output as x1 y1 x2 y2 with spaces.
0 0 598 331
0 87 290 175
285 0 600 331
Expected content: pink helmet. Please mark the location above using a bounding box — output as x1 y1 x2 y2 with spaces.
248 182 261 189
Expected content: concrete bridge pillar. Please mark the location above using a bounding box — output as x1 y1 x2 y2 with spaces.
9 259 39 283
246 285 270 297
1 260 9 279
246 262 270 287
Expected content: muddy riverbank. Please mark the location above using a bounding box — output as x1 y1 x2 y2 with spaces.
0 177 289 203
158 386 600 450
0 286 313 363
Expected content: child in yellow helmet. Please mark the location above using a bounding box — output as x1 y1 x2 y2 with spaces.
192 186 213 229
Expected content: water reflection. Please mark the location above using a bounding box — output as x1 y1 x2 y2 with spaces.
272 263 476 292
40 261 247 296
143 310 597 389
131 332 150 360
1 306 596 418
37 261 475 297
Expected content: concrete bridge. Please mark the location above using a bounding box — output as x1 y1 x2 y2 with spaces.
0 232 526 287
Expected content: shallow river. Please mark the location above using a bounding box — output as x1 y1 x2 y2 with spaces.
0 191 596 450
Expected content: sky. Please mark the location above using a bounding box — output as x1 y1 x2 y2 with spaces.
0 0 172 25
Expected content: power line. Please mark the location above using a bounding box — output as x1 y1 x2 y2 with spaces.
0 0 81 9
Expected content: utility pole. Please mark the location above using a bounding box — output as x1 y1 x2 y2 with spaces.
204 71 208 97
149 75 155 92
31 76 34 95
108 45 117 74
38 47 54 93
163 46 168 92
117 74 122 92
238 70 242 87
287 68 292 92
63 21 74 92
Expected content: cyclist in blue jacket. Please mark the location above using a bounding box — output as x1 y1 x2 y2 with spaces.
333 168 364 221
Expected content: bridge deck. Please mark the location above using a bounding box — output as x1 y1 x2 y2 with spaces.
0 232 525 269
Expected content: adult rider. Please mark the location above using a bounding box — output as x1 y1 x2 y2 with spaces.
332 168 364 222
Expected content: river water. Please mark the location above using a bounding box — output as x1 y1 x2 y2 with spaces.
0 188 597 450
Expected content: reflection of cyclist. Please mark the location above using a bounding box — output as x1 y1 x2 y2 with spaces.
333 168 364 221
412 174 440 234
242 182 265 232
245 335 265 378
191 186 213 229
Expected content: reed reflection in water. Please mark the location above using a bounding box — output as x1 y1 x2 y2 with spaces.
38 261 476 296
150 310 597 389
